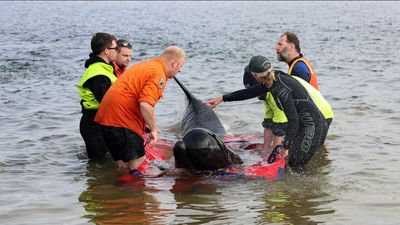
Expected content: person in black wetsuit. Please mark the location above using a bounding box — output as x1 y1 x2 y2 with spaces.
243 32 321 154
77 33 118 160
206 55 334 170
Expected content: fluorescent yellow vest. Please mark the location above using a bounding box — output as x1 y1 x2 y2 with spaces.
263 92 288 123
263 75 334 122
77 62 116 110
292 76 334 119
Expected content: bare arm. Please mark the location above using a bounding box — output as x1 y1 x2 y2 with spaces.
205 96 223 108
140 101 158 142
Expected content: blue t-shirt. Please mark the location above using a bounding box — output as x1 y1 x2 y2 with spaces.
291 61 311 83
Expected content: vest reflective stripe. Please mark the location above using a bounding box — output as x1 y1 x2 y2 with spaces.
263 92 288 123
292 76 334 119
77 62 116 110
288 57 319 90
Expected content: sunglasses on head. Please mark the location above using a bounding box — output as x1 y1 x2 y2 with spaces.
117 40 132 49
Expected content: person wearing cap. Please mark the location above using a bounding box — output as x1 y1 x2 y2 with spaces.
77 32 118 160
275 31 319 90
206 55 334 171
243 58 288 154
94 46 186 174
244 32 319 90
112 39 133 78
243 33 321 153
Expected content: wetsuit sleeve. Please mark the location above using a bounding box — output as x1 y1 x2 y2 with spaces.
84 75 111 103
275 91 299 150
223 84 267 102
292 61 311 83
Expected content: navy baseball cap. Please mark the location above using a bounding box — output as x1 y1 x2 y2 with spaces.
243 71 258 88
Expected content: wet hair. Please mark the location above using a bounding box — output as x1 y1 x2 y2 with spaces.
91 32 116 55
283 32 301 53
116 39 132 52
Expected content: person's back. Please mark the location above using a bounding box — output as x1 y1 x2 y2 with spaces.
272 72 331 113
95 57 168 137
270 71 333 169
240 32 320 153
207 55 334 171
94 46 186 174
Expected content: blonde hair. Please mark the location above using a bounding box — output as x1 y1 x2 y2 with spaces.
264 69 276 88
255 67 275 88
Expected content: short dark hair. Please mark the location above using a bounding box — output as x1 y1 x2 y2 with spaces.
283 32 301 53
116 39 132 51
91 32 116 55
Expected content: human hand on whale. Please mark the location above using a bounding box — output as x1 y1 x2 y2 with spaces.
204 96 223 108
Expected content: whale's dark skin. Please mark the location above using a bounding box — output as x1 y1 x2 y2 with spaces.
173 78 242 171
174 77 227 139
174 128 243 171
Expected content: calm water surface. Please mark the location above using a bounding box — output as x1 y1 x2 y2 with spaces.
1 1 400 225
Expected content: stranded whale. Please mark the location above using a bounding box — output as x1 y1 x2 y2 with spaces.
173 77 242 171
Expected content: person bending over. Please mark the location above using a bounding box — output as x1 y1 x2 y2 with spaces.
207 55 334 170
95 46 186 173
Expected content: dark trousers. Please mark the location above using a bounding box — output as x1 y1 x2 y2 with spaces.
79 110 109 160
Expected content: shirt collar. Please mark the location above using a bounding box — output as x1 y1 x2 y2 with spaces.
287 53 303 66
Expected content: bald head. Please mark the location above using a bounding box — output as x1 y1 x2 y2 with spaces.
161 46 186 61
161 46 186 78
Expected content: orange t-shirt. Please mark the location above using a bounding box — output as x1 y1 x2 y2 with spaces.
95 58 168 137
112 61 126 78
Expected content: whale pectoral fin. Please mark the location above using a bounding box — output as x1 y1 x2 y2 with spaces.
266 145 283 164
207 130 243 166
229 149 243 165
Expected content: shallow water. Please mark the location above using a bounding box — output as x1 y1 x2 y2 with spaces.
1 1 400 224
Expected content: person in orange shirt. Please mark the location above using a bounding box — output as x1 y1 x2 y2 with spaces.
112 39 133 78
95 46 186 173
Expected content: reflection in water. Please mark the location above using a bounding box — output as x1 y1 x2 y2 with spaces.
1 1 399 224
80 159 179 224
260 148 336 224
79 148 336 224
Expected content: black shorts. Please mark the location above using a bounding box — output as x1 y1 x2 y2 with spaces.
262 119 287 137
101 126 145 162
